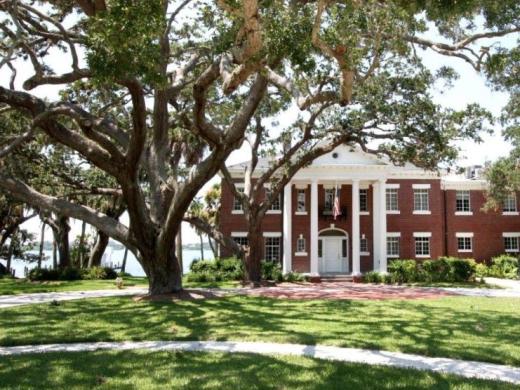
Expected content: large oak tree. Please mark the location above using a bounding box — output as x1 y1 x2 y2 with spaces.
0 0 518 293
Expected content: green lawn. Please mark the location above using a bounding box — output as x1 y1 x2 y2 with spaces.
1 295 519 366
0 349 513 389
0 277 240 295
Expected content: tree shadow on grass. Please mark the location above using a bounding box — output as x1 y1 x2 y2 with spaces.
1 296 519 366
0 349 514 389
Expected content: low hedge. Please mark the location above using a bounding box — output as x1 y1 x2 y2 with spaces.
476 255 519 279
187 257 304 283
364 257 477 284
28 266 117 281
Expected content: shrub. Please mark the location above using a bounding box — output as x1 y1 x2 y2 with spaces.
58 267 82 281
261 261 283 282
82 266 118 280
448 258 476 282
187 257 243 282
28 268 60 281
388 260 418 283
283 272 305 283
489 255 519 279
363 271 382 283
421 258 451 282
475 263 490 278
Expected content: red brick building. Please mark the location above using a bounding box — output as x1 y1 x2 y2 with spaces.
219 146 520 275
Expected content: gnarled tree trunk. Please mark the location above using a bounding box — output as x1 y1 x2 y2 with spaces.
54 216 70 269
141 245 183 295
88 230 109 268
245 223 262 285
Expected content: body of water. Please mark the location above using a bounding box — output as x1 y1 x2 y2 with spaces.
3 248 213 278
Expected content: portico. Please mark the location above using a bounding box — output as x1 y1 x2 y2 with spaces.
283 176 388 276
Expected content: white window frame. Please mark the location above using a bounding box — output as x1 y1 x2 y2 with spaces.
264 234 281 262
359 189 369 213
231 232 248 247
456 232 473 253
386 185 399 214
413 232 431 258
295 234 307 256
503 194 519 215
386 232 401 258
265 186 282 214
324 188 334 213
232 185 245 214
360 236 369 256
296 188 307 215
413 187 430 214
503 233 520 253
455 190 472 215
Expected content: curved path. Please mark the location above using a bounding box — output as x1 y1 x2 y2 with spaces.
1 340 519 385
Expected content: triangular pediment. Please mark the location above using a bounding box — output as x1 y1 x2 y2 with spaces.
311 145 387 167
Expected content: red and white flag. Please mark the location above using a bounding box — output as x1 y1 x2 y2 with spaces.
333 185 341 220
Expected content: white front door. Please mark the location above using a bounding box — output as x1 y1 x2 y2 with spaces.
320 237 348 273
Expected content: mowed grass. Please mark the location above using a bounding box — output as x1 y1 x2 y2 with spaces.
0 277 240 295
0 349 514 390
1 295 519 366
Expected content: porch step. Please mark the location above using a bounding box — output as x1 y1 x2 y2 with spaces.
319 275 354 283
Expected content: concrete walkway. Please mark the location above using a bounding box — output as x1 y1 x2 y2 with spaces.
1 340 519 384
0 288 148 308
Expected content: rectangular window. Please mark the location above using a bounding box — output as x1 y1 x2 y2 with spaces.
386 188 399 211
297 189 306 212
456 190 471 212
342 239 347 258
232 187 244 211
504 236 520 252
324 189 334 212
415 237 430 257
296 236 306 252
233 236 248 246
457 237 472 252
387 237 400 258
264 237 281 261
414 189 429 211
360 237 368 253
266 188 281 211
503 194 517 212
360 189 368 212
318 240 323 257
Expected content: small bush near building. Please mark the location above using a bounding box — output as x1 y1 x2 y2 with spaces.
284 271 305 283
382 257 477 284
388 260 419 284
261 261 283 282
489 255 519 279
363 271 382 283
187 257 243 282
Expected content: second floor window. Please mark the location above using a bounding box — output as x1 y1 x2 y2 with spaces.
360 189 368 212
456 190 471 212
503 194 517 212
324 188 334 212
414 189 429 211
232 187 244 211
386 188 399 211
266 188 281 211
297 189 306 212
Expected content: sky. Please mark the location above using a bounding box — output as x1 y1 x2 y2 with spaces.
0 14 517 244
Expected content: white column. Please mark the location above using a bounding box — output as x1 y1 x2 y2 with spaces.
351 179 361 275
282 183 292 274
378 179 388 273
372 181 380 271
310 179 319 275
